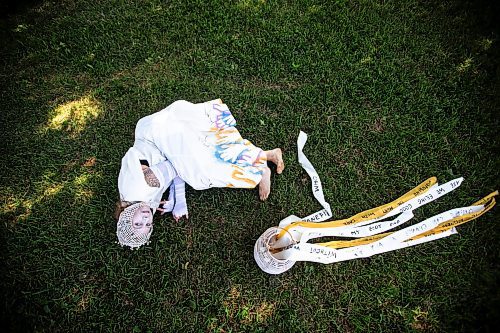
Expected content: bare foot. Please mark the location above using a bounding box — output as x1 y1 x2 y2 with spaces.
266 148 285 174
274 148 285 174
259 166 271 201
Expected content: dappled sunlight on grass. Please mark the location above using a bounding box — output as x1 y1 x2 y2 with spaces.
251 301 276 324
218 285 276 326
360 56 373 64
1 193 32 225
237 0 267 11
393 305 436 331
45 96 102 136
1 179 64 226
457 57 473 73
37 171 67 204
13 24 30 33
74 288 96 313
307 4 323 14
60 286 99 314
43 183 64 197
73 174 90 186
2 168 100 226
479 38 493 51
73 173 96 202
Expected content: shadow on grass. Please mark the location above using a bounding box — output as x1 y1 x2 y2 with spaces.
0 0 44 18
1 0 499 332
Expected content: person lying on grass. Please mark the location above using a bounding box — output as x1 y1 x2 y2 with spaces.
115 99 285 249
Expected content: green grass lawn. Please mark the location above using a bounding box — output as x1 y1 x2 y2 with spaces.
1 0 499 331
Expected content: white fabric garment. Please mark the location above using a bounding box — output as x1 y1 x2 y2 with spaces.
118 99 267 211
132 99 266 190
118 147 172 213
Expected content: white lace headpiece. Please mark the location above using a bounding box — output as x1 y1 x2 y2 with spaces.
116 202 153 249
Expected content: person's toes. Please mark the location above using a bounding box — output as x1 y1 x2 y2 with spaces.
275 148 285 174
259 167 271 201
259 186 270 201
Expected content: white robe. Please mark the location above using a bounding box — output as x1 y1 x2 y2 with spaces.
118 99 267 209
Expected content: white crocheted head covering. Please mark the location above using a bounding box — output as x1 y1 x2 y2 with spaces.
117 202 153 249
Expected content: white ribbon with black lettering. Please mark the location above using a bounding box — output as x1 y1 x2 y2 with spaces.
289 177 463 243
254 131 495 275
279 205 483 263
278 131 332 228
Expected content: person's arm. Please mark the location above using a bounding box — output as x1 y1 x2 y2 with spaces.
172 176 188 221
147 160 177 215
157 186 175 215
142 165 161 187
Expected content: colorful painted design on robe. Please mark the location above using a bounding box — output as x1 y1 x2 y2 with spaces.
206 100 266 188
